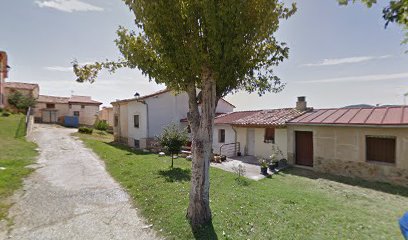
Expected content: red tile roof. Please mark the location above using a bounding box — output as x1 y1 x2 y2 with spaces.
69 95 102 105
5 82 39 90
232 108 305 127
37 95 69 104
214 111 260 124
37 95 102 105
288 106 408 126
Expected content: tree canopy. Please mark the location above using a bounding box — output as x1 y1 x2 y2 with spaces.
74 0 296 97
339 0 408 44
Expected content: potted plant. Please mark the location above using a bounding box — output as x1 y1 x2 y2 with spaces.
258 159 269 175
269 145 283 171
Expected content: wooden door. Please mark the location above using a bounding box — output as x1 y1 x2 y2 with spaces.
246 128 255 156
295 131 314 167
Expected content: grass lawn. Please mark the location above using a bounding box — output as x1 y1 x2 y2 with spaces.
78 133 408 240
0 114 37 221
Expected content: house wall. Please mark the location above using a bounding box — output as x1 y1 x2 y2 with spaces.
287 125 408 187
3 87 39 110
99 107 114 126
112 102 129 143
68 104 99 126
213 124 236 156
234 127 288 159
34 102 69 121
146 91 190 138
127 101 148 148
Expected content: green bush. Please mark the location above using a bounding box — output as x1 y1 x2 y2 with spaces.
2 112 11 117
7 91 36 112
94 120 109 131
78 127 93 134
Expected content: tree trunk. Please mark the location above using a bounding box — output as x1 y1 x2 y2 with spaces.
186 67 217 230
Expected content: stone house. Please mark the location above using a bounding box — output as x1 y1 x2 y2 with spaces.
3 82 40 110
34 95 102 126
112 89 235 149
287 106 408 187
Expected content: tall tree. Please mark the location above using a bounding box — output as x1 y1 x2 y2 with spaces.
73 0 296 229
339 0 408 44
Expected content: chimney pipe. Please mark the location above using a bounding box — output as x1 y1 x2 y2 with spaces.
296 96 307 111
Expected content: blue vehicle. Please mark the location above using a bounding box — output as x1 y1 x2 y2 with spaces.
401 212 408 240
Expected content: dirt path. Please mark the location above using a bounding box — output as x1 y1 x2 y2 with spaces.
3 125 158 240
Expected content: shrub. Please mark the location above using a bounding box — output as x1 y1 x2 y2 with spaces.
157 123 188 168
94 119 109 131
78 127 93 134
7 91 36 112
2 112 11 117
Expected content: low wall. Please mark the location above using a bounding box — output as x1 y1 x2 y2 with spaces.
314 157 408 187
25 115 34 138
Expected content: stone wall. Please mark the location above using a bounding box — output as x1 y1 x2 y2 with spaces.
314 157 408 187
287 125 408 187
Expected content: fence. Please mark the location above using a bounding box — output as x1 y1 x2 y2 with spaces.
219 142 240 157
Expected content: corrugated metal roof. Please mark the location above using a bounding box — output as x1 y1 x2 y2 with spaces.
288 106 408 126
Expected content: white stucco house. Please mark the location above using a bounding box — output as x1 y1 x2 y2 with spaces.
211 97 309 159
112 89 235 149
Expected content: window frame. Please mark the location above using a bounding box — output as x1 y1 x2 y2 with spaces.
365 135 396 164
264 128 275 144
133 115 140 128
218 129 226 143
46 103 55 109
114 115 119 127
73 111 80 117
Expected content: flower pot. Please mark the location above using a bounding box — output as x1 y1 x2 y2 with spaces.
260 166 268 175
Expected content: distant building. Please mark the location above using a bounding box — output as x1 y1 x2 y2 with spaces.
34 95 102 126
0 51 9 108
99 106 114 127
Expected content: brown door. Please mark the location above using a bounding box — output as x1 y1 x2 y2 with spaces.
295 131 313 167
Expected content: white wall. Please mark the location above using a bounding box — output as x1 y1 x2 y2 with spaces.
68 104 99 126
235 127 288 159
127 100 148 147
212 124 236 156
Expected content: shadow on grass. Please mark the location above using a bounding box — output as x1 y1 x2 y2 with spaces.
283 167 408 197
14 116 26 138
104 142 151 155
158 167 191 182
192 221 218 240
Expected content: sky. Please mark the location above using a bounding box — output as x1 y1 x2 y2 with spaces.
1 0 408 110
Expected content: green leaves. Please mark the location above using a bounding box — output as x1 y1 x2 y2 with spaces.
7 91 36 111
73 0 296 97
157 123 189 157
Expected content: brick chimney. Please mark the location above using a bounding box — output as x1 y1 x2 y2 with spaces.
296 96 307 111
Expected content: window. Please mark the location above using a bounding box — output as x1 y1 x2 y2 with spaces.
69 104 72 109
46 103 55 109
81 105 85 109
134 115 139 128
218 129 225 143
366 136 396 164
114 115 119 127
264 128 275 143
134 139 140 149
73 111 80 117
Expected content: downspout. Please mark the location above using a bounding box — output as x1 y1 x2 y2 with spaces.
232 125 238 155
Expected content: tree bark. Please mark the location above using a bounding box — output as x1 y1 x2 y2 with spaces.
186 67 217 229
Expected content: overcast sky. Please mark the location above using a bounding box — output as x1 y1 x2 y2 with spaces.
1 0 408 110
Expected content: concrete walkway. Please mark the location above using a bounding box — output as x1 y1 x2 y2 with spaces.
211 156 272 180
3 125 158 240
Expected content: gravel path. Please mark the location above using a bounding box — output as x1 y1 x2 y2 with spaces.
3 125 158 240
